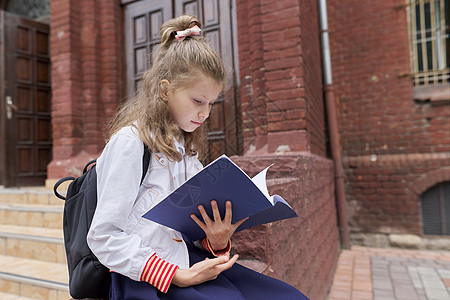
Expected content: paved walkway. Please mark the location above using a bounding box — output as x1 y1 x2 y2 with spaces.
329 246 450 300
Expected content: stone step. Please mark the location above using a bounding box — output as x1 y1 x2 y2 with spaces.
0 203 63 229
0 254 70 299
0 291 37 300
0 224 66 264
0 187 62 206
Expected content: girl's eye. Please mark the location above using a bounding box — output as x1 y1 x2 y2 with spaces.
209 102 215 106
194 99 202 104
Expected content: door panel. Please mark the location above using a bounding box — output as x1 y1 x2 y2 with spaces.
1 11 51 186
124 0 173 95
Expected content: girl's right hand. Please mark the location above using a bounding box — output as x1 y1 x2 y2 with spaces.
171 253 239 287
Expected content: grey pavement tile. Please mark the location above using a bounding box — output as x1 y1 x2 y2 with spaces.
418 262 442 268
408 266 424 289
372 273 390 280
416 264 450 300
372 279 393 291
390 265 408 273
416 288 426 296
425 288 450 300
373 288 395 300
372 261 390 268
392 275 413 285
371 254 450 300
372 273 390 281
371 268 389 275
417 266 440 275
437 268 450 278
371 256 386 261
374 296 396 300
411 277 424 289
421 275 446 290
394 284 419 300
371 263 389 270
437 261 450 268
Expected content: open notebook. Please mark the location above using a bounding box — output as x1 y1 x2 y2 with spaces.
142 155 298 240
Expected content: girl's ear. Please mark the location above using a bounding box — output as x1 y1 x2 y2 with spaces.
159 79 170 100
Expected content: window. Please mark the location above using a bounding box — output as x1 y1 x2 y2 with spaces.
421 181 450 235
5 0 50 21
408 0 449 86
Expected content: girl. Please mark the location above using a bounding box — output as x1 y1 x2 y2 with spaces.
87 15 309 300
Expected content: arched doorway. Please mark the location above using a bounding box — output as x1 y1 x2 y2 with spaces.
0 0 51 186
421 181 450 236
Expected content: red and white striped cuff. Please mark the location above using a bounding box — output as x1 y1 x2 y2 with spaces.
140 254 178 293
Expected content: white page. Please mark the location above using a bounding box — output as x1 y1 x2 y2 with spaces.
214 155 275 205
251 165 274 205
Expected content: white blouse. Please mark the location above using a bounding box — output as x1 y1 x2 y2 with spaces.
87 126 203 282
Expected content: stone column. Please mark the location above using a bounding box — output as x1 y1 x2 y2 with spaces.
234 0 338 298
47 0 123 182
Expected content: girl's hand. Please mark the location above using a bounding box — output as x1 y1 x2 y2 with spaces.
172 253 239 287
191 200 248 251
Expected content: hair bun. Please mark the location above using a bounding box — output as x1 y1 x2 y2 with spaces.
160 15 202 50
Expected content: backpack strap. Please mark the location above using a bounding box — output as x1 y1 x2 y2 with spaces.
53 176 75 200
82 159 97 173
141 144 151 184
55 143 151 201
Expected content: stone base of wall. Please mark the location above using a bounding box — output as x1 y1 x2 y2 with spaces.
230 153 339 300
351 233 450 251
47 151 100 180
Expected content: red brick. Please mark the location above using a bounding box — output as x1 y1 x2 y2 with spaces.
48 0 123 179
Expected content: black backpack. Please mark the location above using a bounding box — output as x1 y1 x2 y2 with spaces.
54 144 150 299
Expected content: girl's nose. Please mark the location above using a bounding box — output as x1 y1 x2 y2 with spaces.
199 106 210 120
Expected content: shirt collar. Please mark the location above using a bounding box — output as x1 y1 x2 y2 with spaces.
174 138 185 156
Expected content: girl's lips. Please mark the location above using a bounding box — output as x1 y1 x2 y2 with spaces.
191 121 202 126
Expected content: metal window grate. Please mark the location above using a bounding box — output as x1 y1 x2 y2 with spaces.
421 181 450 235
407 0 450 86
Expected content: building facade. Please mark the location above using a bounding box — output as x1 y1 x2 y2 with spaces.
328 0 450 246
1 0 448 298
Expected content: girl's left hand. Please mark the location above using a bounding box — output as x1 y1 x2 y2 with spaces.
191 200 248 251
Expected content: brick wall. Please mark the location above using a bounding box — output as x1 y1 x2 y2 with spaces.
236 0 326 156
235 0 339 299
48 0 123 179
299 0 327 157
328 0 450 155
344 153 450 235
328 0 450 237
232 154 339 300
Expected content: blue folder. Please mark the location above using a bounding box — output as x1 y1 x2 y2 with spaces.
142 155 298 240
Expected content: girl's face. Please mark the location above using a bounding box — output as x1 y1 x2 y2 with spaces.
164 76 223 133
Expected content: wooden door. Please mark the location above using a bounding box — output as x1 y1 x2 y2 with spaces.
174 0 241 162
0 11 51 187
123 0 241 162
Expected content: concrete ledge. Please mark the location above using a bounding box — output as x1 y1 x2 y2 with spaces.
351 233 450 251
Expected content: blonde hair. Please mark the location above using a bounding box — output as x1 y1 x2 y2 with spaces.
106 15 226 161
